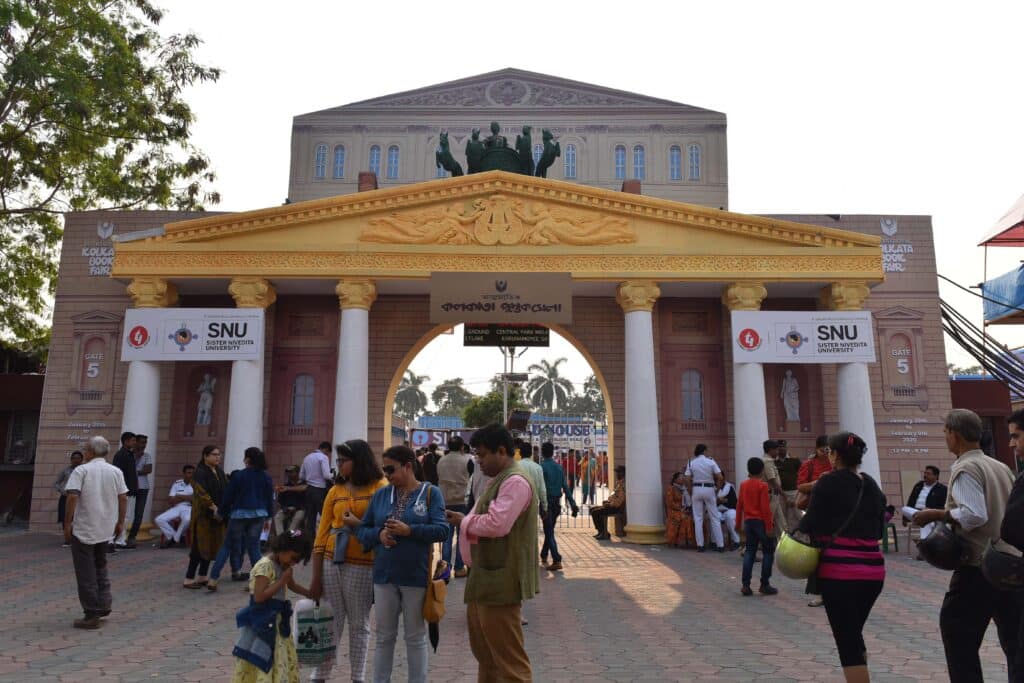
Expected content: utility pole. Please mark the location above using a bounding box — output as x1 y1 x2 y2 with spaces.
498 345 528 424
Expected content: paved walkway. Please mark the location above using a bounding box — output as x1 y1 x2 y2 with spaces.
0 526 1007 682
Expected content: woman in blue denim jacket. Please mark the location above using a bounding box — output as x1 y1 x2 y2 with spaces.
357 445 448 683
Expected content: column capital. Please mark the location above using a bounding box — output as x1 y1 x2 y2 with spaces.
229 277 276 308
722 282 767 311
336 279 377 310
616 280 660 313
126 278 178 308
822 281 871 310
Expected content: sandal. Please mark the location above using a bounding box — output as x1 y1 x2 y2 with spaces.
206 580 218 592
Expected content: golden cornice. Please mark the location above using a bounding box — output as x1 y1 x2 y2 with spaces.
113 251 883 281
336 279 377 310
126 277 178 308
139 171 881 249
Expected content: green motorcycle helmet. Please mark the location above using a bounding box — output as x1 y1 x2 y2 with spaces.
775 531 821 579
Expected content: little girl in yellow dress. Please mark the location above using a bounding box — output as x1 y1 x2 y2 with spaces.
233 531 313 683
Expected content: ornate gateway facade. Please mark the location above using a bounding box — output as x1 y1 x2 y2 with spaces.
31 70 951 541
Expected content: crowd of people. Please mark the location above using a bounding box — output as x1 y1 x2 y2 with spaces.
58 405 1024 682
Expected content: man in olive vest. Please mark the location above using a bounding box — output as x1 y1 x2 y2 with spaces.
446 424 538 682
912 409 1021 682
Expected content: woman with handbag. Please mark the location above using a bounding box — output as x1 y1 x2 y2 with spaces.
795 432 886 683
309 440 386 683
356 445 448 683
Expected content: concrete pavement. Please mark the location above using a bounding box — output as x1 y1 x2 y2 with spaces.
0 525 1006 681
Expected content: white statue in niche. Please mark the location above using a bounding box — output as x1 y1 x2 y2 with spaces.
780 369 800 423
196 373 216 425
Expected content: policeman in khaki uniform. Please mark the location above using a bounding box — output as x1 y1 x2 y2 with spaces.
760 440 788 538
684 444 725 552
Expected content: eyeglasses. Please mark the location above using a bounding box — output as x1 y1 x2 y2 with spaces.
382 465 396 475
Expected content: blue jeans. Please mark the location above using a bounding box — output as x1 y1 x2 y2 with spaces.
741 519 776 588
372 583 428 683
210 516 265 580
442 504 467 570
541 497 562 563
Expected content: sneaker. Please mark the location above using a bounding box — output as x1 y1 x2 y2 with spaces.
759 584 779 595
741 586 753 596
548 561 563 572
97 610 111 618
73 617 100 630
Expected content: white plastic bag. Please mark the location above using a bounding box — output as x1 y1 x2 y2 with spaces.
293 598 335 667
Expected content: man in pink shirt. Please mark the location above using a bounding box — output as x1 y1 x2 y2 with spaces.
447 424 538 682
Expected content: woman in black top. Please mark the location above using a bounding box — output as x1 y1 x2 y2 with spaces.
797 432 886 683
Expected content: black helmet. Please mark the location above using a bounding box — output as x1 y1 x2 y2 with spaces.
982 543 1024 590
918 522 967 570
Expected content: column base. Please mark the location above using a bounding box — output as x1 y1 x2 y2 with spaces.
622 524 666 545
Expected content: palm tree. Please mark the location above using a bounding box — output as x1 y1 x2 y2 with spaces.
394 370 430 420
525 357 575 412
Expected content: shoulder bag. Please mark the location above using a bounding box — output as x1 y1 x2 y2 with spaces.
784 473 864 579
422 486 448 624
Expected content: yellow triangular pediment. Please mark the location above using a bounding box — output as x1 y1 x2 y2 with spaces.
112 172 882 283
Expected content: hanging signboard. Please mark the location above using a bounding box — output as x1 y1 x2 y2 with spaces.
463 323 550 347
731 310 876 364
120 308 264 361
527 422 594 448
430 272 572 324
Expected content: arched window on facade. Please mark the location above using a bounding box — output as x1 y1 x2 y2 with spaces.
386 145 400 179
614 145 626 180
633 145 646 180
368 145 381 176
291 374 315 426
669 145 682 181
564 143 577 179
313 144 327 179
681 369 705 421
332 145 345 179
688 143 701 181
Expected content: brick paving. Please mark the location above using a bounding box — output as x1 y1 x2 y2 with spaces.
0 525 1007 682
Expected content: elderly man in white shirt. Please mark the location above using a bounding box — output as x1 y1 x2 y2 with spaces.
155 465 195 547
64 435 128 630
684 443 726 553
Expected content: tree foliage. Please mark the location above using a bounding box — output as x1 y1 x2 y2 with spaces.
525 357 575 411
394 370 430 420
0 0 221 347
562 374 605 420
947 363 983 376
430 377 475 416
463 390 525 428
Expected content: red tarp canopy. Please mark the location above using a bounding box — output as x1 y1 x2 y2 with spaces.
979 194 1024 246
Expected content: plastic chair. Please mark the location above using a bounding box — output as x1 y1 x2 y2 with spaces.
881 522 899 553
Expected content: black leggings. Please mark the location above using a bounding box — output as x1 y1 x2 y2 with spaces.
820 578 883 667
186 549 210 580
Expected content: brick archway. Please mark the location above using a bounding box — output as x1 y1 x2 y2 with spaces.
368 295 623 473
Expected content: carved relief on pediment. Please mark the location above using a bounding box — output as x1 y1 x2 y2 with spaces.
371 78 653 108
360 195 637 246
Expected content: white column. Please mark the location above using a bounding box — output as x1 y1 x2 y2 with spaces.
837 363 881 481
120 359 160 523
333 280 377 445
724 283 770 482
617 281 664 544
733 362 770 482
224 352 265 473
224 278 275 473
826 281 880 481
122 278 177 528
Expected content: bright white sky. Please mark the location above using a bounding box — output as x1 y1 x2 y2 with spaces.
161 1 1024 408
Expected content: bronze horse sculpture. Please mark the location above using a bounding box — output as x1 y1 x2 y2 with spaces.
435 131 464 177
